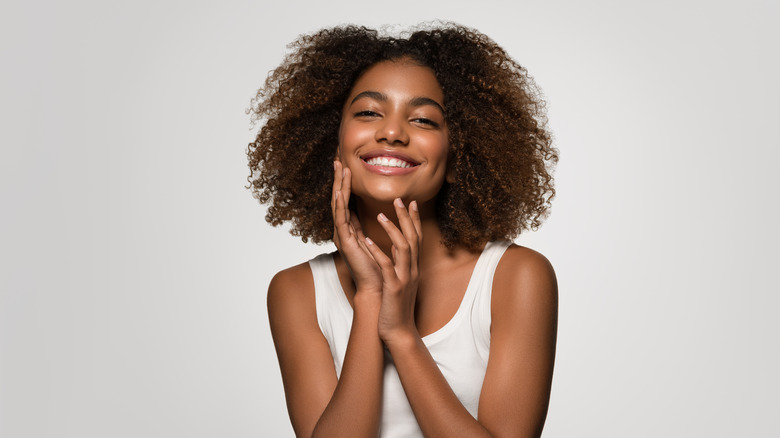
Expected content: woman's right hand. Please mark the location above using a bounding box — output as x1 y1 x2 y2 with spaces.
332 160 382 295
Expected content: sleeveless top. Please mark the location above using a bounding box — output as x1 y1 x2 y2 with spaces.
309 240 511 437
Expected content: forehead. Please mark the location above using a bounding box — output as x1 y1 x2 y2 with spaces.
347 60 444 104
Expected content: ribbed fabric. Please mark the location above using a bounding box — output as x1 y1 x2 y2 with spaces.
308 240 511 437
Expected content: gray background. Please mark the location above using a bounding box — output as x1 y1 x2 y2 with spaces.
2 0 778 436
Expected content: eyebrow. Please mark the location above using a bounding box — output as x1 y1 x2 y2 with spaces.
350 91 445 114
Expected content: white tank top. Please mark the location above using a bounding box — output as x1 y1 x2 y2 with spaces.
309 240 511 437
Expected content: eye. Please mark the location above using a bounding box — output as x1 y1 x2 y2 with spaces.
412 117 440 128
354 110 380 118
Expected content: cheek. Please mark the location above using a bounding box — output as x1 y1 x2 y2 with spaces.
338 121 372 156
431 137 451 183
337 121 347 159
426 134 450 167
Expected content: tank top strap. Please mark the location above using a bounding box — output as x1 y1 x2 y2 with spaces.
309 253 353 376
471 240 512 359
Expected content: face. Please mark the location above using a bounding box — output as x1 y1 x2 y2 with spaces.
338 59 449 207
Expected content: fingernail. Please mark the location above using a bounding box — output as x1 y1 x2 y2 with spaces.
378 213 388 222
335 190 340 199
410 201 418 211
334 161 338 170
394 198 404 208
365 237 374 246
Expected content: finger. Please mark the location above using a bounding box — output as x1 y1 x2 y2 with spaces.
409 200 423 243
331 160 343 214
377 212 410 275
331 161 342 248
349 213 364 237
355 232 377 263
334 190 353 245
350 214 374 258
393 198 419 264
342 167 352 210
364 236 397 281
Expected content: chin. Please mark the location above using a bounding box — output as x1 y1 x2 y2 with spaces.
351 179 443 206
356 190 403 204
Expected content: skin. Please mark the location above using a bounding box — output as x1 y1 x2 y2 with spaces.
267 59 558 437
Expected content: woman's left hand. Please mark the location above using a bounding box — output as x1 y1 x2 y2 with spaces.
362 198 423 343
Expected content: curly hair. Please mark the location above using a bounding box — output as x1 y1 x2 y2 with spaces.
247 23 557 250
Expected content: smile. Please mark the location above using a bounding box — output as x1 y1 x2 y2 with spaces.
359 153 420 175
363 156 416 169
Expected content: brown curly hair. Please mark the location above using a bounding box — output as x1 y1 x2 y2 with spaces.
247 23 557 250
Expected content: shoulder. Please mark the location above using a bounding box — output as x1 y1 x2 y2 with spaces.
492 244 558 319
269 261 315 295
267 261 317 324
494 244 557 293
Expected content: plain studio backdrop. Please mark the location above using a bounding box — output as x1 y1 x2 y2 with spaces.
1 0 778 436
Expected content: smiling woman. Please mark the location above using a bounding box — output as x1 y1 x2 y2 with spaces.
247 23 558 438
338 60 450 207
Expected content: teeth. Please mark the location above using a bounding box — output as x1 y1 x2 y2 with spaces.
365 156 413 168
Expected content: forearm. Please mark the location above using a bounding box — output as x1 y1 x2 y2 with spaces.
386 333 493 438
312 295 384 438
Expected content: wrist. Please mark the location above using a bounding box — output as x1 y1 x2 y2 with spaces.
353 292 382 312
380 327 420 351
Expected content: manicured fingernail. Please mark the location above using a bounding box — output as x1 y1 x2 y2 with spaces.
335 190 340 199
378 213 388 222
410 201 418 211
365 237 374 246
394 198 404 208
334 161 338 170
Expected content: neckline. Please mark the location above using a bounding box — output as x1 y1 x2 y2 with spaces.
325 241 498 346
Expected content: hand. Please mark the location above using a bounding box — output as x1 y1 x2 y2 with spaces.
363 198 423 342
332 160 382 295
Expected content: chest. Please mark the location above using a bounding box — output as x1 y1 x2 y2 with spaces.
335 256 479 338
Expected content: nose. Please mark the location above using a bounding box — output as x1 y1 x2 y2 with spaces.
375 114 409 145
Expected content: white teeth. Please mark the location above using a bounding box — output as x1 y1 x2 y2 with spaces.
365 156 413 168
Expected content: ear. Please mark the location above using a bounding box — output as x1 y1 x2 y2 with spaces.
445 160 455 183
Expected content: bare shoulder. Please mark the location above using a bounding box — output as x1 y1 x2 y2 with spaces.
267 261 316 323
492 244 558 315
268 261 315 297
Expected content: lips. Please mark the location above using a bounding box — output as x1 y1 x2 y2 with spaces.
364 156 415 168
359 151 420 175
360 151 419 168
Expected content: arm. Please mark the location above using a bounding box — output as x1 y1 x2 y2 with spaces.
311 293 384 438
390 247 557 437
367 204 557 437
267 265 337 437
268 161 387 437
267 266 384 438
478 246 558 437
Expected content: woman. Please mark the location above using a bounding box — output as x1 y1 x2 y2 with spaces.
248 24 558 437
